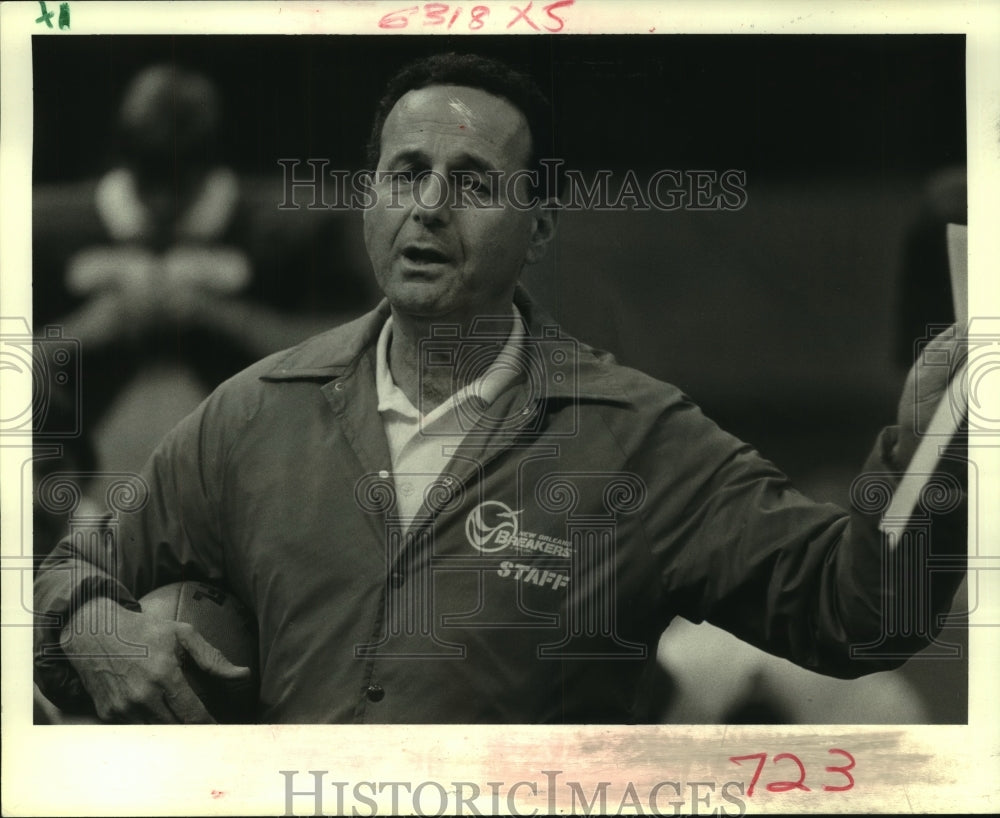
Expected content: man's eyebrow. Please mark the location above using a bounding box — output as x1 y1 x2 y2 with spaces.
383 149 429 169
383 149 499 173
450 152 496 174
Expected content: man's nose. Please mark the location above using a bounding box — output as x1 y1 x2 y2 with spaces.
412 171 451 225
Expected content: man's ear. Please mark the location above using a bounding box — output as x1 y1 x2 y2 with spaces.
525 204 558 264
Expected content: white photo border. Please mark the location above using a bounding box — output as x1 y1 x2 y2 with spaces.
2 1 998 815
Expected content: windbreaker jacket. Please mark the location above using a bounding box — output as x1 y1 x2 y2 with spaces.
34 290 967 723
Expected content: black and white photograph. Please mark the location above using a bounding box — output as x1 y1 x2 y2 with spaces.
2 1 998 815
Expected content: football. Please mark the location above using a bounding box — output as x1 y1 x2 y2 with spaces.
139 580 259 723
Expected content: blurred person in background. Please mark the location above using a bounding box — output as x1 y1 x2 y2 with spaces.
32 64 375 479
653 619 929 724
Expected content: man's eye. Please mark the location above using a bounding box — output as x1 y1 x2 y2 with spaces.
455 173 490 192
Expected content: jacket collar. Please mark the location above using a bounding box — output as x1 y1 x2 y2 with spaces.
260 300 391 380
260 286 625 401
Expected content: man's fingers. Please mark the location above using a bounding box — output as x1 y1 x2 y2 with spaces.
175 626 252 680
138 691 183 724
62 608 246 723
161 668 217 724
925 322 960 349
93 686 178 724
103 674 182 724
897 324 963 425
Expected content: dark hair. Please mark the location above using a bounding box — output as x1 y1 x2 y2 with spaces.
366 53 557 188
116 64 220 179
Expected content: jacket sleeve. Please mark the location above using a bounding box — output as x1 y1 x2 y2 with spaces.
33 381 244 711
637 396 967 678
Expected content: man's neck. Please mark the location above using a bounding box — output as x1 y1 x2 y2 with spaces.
388 306 517 413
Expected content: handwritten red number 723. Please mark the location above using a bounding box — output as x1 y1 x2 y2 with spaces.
728 748 856 796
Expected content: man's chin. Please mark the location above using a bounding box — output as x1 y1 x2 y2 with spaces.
386 287 451 320
383 281 514 327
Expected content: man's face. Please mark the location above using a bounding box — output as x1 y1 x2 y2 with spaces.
364 84 554 325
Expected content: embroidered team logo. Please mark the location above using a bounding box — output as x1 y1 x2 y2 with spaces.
465 500 522 553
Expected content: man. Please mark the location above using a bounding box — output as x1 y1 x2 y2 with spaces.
34 53 966 724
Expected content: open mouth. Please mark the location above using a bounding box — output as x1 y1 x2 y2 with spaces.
402 245 451 265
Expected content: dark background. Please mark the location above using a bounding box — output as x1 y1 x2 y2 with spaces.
34 35 965 181
32 34 968 722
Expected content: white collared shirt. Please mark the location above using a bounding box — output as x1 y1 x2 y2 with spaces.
375 307 525 526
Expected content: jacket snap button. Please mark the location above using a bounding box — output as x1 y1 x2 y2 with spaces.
334 381 345 391
366 683 385 702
